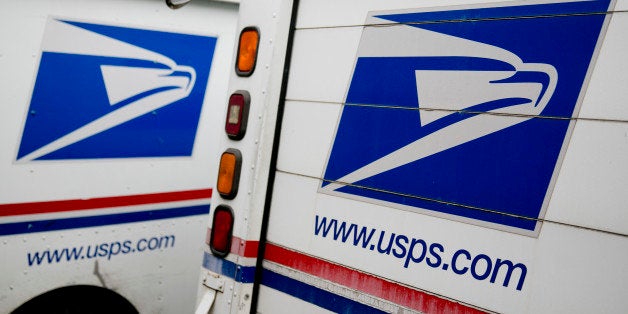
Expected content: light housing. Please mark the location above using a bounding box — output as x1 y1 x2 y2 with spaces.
225 91 250 140
209 205 234 257
217 149 242 199
236 27 260 76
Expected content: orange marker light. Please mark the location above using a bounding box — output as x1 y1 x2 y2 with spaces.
217 149 242 199
236 27 259 76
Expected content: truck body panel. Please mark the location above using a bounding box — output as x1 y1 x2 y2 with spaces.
198 0 628 313
1 1 238 312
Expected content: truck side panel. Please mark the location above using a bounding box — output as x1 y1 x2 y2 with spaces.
258 0 628 313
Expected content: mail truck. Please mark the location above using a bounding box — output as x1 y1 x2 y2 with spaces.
1 0 238 312
196 0 628 313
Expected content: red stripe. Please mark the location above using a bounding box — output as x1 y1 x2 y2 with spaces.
205 229 259 258
265 243 485 314
0 188 212 217
233 236 259 258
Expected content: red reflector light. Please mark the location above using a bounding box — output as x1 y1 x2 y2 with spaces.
225 91 250 140
210 205 234 257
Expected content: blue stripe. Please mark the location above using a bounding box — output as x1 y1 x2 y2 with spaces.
261 269 387 314
376 0 612 24
202 251 256 283
0 205 209 236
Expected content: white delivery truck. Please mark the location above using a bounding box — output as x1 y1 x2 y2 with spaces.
0 0 238 313
195 0 628 313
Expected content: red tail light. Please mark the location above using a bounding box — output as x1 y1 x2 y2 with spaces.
210 205 234 257
225 91 250 140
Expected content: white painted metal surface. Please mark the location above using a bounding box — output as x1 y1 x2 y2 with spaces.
195 0 294 313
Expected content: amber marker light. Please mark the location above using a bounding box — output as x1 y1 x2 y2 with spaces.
236 27 260 76
217 149 242 199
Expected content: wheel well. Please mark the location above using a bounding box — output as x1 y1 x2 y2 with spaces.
12 285 138 314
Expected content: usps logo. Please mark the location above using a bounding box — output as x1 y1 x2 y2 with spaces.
321 0 612 235
17 18 217 161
